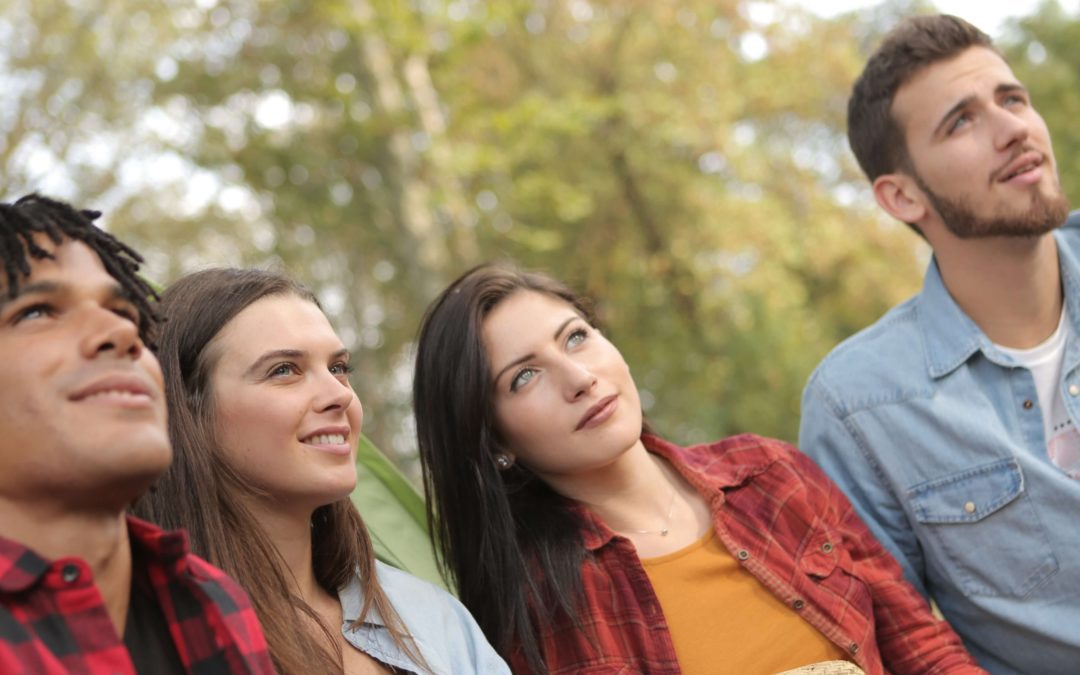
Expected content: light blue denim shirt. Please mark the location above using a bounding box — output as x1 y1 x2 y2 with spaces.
339 560 510 675
799 214 1080 675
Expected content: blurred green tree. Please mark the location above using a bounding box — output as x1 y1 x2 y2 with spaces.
13 0 1071 471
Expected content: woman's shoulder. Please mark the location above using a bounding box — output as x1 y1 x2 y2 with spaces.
371 561 499 647
349 562 510 674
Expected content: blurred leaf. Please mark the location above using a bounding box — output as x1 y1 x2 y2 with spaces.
353 434 446 591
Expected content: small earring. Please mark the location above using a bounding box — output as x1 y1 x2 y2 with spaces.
494 453 515 471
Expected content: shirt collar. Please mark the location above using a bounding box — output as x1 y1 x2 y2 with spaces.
0 537 50 593
339 569 386 628
0 515 189 593
916 258 988 379
918 228 1080 379
575 434 773 552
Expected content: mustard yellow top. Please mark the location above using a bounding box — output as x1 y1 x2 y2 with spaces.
641 529 848 674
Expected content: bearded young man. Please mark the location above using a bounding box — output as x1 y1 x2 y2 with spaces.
799 14 1079 674
0 194 273 674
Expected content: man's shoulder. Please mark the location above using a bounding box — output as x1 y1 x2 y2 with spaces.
805 295 930 412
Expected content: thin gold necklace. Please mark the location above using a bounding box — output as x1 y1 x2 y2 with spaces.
624 486 677 537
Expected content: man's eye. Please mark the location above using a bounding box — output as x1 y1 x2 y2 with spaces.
949 113 972 133
12 303 53 324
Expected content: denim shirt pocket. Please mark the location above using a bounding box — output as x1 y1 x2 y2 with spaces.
907 458 1058 597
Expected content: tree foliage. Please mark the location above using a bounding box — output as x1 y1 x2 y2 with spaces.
6 0 1069 473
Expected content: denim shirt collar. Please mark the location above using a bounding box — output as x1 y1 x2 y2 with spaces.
918 229 1080 379
339 571 386 627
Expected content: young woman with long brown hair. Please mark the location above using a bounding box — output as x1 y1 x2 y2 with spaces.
412 264 983 675
134 268 507 675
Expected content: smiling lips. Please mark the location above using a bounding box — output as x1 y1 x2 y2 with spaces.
995 150 1044 185
300 428 352 455
70 373 155 407
576 394 618 431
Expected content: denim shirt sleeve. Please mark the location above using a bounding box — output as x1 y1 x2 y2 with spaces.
799 375 930 599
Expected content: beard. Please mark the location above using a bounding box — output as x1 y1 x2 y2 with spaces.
913 168 1070 240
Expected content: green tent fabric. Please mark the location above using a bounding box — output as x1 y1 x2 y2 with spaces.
352 435 449 592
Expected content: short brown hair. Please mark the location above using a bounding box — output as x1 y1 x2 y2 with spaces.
848 14 997 181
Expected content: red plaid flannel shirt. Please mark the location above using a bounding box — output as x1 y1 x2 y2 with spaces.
0 515 274 674
516 434 984 675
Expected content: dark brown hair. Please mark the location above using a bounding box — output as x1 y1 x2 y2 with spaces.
414 264 599 673
0 193 158 342
132 268 422 674
848 14 996 182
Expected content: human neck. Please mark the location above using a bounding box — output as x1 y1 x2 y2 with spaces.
933 233 1063 348
247 500 325 604
547 441 678 532
0 498 132 633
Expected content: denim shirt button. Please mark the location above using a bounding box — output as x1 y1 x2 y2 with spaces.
964 501 976 514
1023 399 1034 410
1070 384 1080 396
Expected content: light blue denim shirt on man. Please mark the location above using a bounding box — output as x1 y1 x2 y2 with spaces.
799 213 1080 674
339 560 510 674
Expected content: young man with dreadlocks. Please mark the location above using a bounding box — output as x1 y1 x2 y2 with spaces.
0 194 274 673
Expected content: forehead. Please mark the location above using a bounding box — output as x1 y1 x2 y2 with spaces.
892 46 1019 140
213 294 339 356
483 291 580 356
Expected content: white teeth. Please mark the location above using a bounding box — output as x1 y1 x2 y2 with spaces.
1008 162 1037 180
84 389 146 400
305 433 346 445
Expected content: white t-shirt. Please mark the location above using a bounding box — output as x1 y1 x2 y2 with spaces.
996 306 1080 478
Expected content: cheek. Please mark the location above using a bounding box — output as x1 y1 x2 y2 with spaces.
347 394 363 435
214 390 287 464
495 396 552 454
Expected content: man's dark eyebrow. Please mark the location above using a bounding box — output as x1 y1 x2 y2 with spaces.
492 316 579 386
0 280 129 314
933 83 1028 138
933 95 975 137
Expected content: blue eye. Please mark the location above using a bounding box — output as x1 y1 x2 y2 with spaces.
330 361 354 376
510 368 537 392
948 112 972 134
567 328 588 347
269 363 299 378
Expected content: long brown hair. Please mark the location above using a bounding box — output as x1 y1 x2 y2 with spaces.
133 267 423 674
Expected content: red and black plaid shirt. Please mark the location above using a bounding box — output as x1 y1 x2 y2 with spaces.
516 434 984 675
0 515 274 674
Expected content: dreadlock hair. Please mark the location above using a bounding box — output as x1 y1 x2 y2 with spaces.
0 193 159 342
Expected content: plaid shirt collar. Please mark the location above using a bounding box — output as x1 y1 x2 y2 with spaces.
574 433 774 552
0 515 189 593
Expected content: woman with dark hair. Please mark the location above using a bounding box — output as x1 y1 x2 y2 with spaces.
133 268 508 675
413 264 983 675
